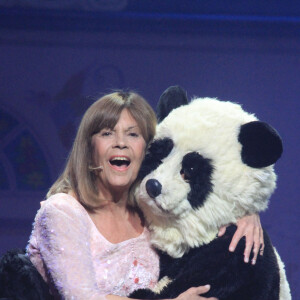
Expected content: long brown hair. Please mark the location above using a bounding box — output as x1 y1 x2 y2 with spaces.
47 91 157 210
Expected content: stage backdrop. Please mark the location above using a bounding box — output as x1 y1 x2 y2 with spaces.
0 2 299 298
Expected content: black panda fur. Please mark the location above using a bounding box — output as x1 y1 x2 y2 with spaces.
131 225 280 300
0 249 52 300
130 86 290 300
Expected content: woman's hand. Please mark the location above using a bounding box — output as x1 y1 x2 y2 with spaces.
175 285 218 300
218 214 264 265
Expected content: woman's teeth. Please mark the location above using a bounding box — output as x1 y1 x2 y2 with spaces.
110 157 130 167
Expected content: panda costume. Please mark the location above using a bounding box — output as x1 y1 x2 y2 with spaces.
130 86 291 300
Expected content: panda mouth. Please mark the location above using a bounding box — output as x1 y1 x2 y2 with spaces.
109 156 131 169
152 198 170 214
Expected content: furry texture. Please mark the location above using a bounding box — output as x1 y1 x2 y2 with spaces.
137 97 281 256
181 152 214 209
131 86 290 300
239 121 283 168
0 249 52 300
138 138 174 180
131 226 280 300
156 86 188 123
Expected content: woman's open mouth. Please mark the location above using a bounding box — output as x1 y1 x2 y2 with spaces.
109 156 131 171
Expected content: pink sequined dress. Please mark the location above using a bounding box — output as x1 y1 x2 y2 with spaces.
26 193 159 300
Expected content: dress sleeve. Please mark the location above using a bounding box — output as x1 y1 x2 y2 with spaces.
36 197 107 300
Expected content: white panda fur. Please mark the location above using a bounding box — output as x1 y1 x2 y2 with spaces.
133 95 291 300
138 98 276 256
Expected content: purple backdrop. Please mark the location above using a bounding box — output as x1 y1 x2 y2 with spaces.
0 3 299 298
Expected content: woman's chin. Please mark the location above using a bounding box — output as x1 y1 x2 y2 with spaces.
108 180 133 192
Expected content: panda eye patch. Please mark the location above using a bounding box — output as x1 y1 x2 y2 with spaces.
180 167 193 182
181 152 203 181
181 152 214 209
181 152 212 183
147 138 174 159
138 138 174 180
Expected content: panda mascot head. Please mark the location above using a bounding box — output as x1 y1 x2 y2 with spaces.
130 86 291 300
136 86 283 258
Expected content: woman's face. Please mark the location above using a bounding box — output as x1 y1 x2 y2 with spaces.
92 109 146 193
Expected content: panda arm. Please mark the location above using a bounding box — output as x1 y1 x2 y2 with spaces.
152 226 257 299
202 226 279 300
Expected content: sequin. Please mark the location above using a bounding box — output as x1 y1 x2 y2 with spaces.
27 193 159 298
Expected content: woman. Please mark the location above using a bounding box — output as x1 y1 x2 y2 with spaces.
26 91 263 299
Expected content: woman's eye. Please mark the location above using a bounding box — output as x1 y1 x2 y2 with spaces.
129 132 139 137
101 131 112 136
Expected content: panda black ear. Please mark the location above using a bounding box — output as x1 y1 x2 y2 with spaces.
238 121 283 168
156 85 188 123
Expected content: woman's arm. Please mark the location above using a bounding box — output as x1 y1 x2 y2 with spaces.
218 213 264 265
35 197 107 299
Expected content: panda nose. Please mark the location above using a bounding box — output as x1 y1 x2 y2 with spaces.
146 179 162 198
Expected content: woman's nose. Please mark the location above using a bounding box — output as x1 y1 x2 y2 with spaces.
114 133 127 148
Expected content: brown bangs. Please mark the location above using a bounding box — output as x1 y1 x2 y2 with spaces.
87 94 126 136
123 93 156 144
